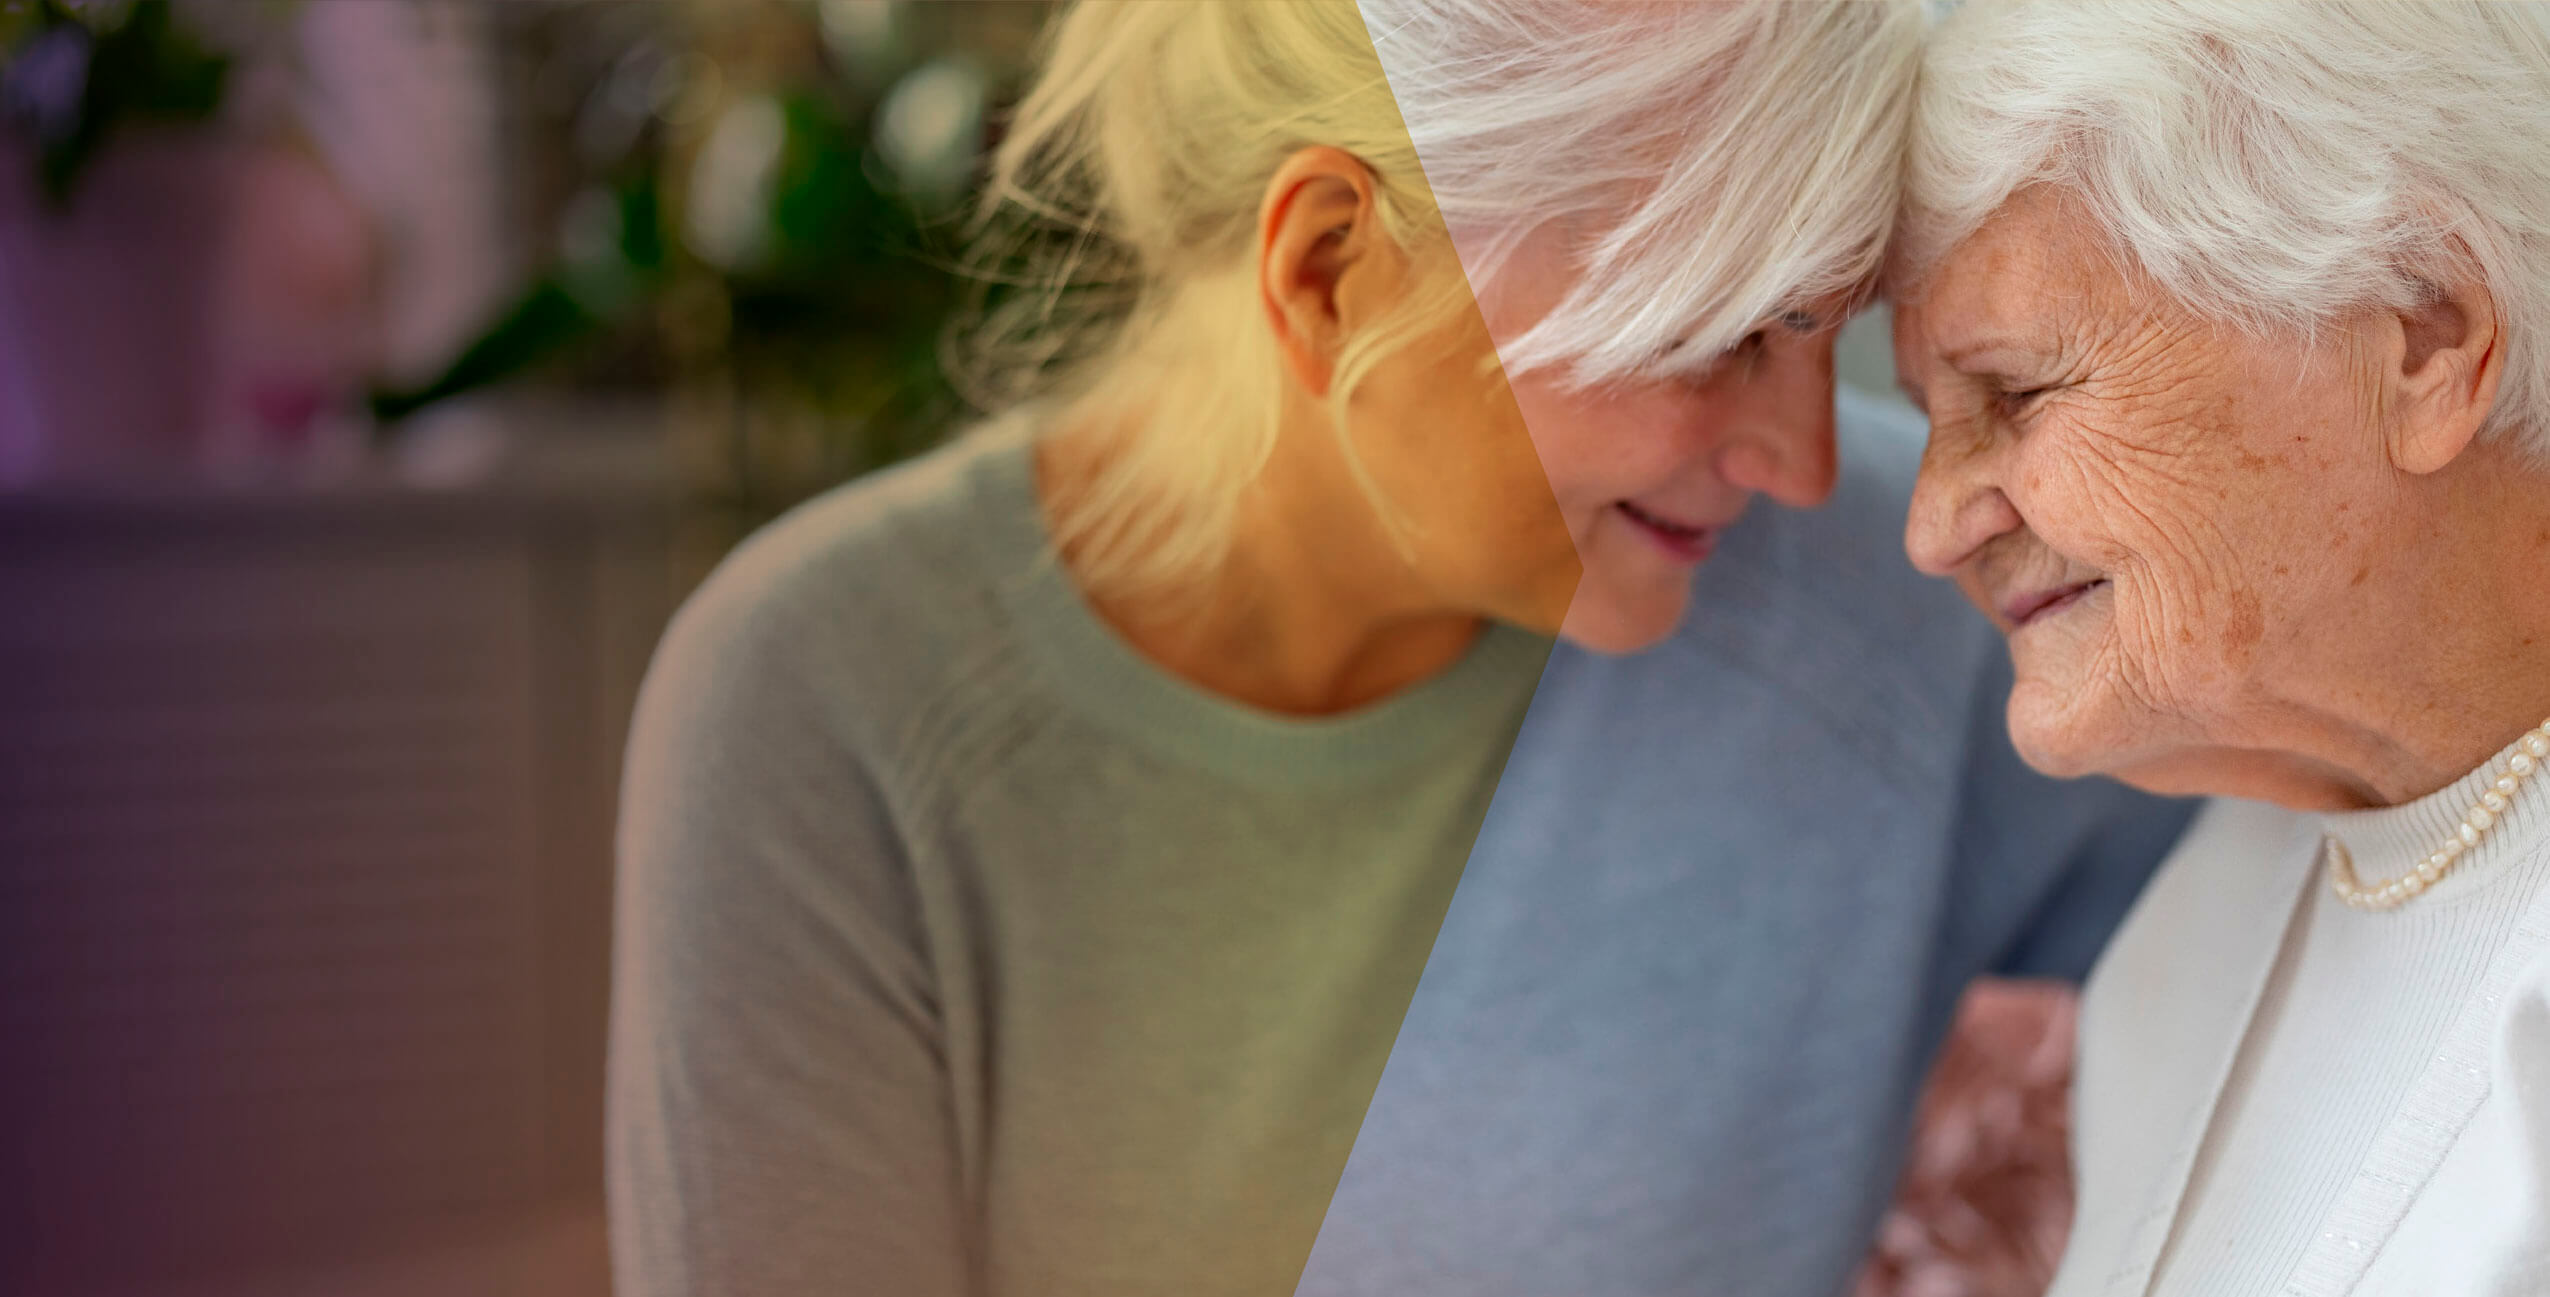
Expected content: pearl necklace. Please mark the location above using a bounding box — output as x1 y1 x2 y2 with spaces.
2327 717 2550 912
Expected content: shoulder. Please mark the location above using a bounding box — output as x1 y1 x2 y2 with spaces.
2089 797 2315 1001
2128 797 2312 921
677 423 1021 655
631 424 1032 776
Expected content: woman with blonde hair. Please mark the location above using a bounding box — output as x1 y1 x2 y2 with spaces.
607 3 2188 1294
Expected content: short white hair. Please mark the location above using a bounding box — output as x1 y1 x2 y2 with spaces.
961 0 1922 597
1896 0 2550 455
1363 0 1923 383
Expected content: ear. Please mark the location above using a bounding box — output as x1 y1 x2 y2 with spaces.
1258 146 1389 398
2386 266 2505 475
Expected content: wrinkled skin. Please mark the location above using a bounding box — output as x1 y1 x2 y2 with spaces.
1896 187 2550 809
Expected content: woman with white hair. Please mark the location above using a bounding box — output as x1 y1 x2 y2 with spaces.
1893 1 2550 1291
607 2 2188 1294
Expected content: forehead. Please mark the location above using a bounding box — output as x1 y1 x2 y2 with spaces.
1909 188 2131 352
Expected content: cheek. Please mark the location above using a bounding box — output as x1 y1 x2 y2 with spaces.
1501 379 1608 506
1360 354 1582 610
2016 431 2282 712
1459 372 1579 537
1505 378 1703 513
1360 343 1547 510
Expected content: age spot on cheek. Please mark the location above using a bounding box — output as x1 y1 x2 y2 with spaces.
2223 588 2266 657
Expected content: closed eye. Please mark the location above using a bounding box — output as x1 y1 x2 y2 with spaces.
1659 301 1822 358
1703 330 1771 384
1993 386 2052 418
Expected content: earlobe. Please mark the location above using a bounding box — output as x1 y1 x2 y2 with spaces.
1258 147 1379 398
2388 272 2505 476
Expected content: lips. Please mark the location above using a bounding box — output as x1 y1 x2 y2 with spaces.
2002 578 2107 629
1617 500 1721 564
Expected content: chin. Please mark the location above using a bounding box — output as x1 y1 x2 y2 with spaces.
1556 584 1691 656
2003 681 2123 782
2007 682 2227 801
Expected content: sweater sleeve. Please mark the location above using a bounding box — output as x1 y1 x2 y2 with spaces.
605 582 971 1297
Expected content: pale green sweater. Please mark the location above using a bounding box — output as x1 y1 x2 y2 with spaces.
607 416 1552 1296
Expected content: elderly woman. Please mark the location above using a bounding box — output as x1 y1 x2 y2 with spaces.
607 1 2190 1295
1893 1 2550 1292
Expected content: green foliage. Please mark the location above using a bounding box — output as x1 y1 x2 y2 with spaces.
372 2 1034 514
370 279 605 426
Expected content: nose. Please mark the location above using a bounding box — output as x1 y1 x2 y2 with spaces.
1904 422 2022 577
1713 348 1839 509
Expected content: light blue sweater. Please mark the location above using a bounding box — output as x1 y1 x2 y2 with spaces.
1295 390 2194 1295
607 388 2193 1297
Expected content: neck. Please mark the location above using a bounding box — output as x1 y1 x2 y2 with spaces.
2203 443 2550 809
1036 410 1485 718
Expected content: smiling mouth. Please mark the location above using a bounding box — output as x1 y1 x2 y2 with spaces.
1616 500 1720 564
2002 578 2108 629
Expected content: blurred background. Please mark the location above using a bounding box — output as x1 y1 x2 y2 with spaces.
0 4 2001 1297
0 4 1046 1294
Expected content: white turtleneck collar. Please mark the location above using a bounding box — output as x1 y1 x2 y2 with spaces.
2317 723 2550 907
